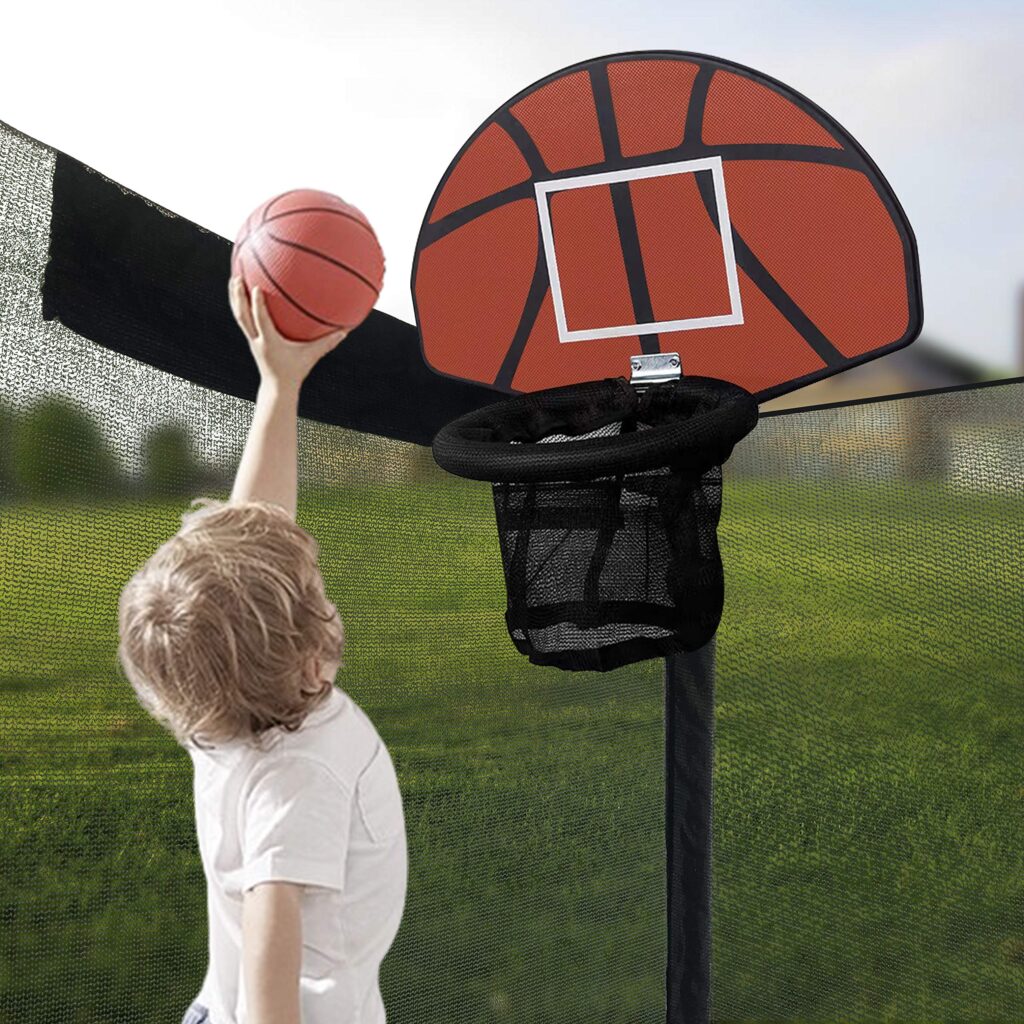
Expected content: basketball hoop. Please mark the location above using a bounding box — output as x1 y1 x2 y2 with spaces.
432 368 757 671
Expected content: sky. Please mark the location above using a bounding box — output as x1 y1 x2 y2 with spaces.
3 0 1023 373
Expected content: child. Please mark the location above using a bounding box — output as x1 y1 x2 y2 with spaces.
118 278 408 1024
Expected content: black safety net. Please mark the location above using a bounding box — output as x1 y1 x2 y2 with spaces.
714 385 1023 1020
1 118 1021 1023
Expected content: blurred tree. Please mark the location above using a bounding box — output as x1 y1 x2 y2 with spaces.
143 423 200 497
903 402 953 482
12 396 124 500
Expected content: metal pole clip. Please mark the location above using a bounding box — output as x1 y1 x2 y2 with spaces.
629 352 683 392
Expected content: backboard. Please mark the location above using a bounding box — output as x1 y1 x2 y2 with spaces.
412 51 922 401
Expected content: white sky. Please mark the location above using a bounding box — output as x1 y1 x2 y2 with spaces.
4 0 1023 373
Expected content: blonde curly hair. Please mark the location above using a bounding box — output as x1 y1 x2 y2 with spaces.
118 497 345 749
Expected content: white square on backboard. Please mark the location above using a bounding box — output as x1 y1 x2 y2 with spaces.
534 156 744 343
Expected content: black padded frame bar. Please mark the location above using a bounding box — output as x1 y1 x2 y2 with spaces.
41 151 503 447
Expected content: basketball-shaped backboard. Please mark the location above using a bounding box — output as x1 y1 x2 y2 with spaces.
412 51 922 401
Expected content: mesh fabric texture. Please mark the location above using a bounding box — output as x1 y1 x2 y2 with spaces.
1 118 1021 1022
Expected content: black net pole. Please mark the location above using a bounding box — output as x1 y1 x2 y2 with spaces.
665 639 715 1023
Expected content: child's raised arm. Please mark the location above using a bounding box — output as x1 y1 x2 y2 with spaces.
227 276 347 519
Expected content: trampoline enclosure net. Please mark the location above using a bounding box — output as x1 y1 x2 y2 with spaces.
1 118 1022 1023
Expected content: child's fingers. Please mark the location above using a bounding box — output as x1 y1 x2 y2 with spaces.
229 277 257 342
314 327 349 355
249 285 273 340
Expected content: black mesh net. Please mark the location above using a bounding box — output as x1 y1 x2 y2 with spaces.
492 462 725 671
432 377 758 671
712 384 1024 1021
1 117 1022 1023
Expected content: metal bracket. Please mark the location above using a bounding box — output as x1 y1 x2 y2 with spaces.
629 352 682 392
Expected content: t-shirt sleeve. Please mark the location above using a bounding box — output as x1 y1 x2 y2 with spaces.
240 756 352 893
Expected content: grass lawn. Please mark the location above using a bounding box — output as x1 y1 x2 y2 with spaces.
0 476 1021 1022
713 481 1023 1021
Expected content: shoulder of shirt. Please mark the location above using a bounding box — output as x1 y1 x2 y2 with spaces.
244 749 355 797
186 689 383 788
242 690 382 795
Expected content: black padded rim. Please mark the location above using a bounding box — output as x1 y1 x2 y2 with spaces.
431 376 758 482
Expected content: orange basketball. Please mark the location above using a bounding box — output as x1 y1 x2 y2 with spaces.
232 188 385 341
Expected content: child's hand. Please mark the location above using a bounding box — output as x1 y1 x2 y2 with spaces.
229 276 348 390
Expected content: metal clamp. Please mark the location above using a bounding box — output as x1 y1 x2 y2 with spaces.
629 352 683 392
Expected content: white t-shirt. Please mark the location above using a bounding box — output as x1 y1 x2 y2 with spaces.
186 686 408 1024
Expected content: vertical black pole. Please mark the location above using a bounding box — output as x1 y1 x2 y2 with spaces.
665 639 715 1024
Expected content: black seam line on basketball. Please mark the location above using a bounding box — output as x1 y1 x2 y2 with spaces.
233 214 262 255
681 58 912 375
236 192 381 257
668 49 919 337
677 60 914 373
670 49 920 343
493 109 549 177
232 230 380 300
591 60 659 355
262 206 380 242
687 68 844 369
589 63 621 161
248 246 347 329
684 64 713 145
609 181 659 354
416 143 862 253
235 189 297 249
263 190 298 222
493 225 551 390
263 232 381 296
691 161 843 368
418 180 536 249
232 190 292 252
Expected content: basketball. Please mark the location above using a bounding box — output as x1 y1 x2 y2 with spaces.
413 52 919 399
232 188 385 342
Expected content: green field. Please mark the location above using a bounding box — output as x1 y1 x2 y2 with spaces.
0 478 1021 1023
